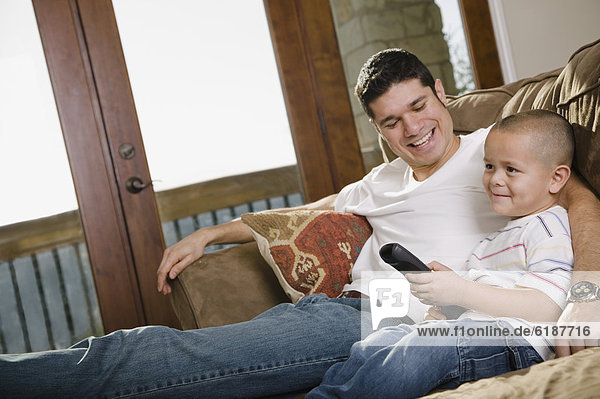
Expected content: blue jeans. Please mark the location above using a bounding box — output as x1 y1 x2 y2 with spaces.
0 294 370 399
306 319 544 399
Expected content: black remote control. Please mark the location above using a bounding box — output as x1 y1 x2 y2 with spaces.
379 243 466 319
379 243 431 273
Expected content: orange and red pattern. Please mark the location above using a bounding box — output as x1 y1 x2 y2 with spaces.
242 211 372 301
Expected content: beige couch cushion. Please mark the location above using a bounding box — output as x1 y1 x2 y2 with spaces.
170 241 289 329
555 39 600 131
573 123 600 196
446 88 513 134
423 347 600 399
499 69 562 117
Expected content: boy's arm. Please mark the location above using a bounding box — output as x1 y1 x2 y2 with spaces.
407 263 562 322
557 174 600 356
455 281 562 322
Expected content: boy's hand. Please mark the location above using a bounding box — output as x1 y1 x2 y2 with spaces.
406 261 467 306
424 305 447 321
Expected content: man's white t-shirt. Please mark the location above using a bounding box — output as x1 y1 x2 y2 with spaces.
335 126 508 319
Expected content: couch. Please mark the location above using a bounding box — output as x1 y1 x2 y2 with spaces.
169 39 600 397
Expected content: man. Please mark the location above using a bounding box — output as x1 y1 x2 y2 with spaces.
158 50 600 352
2 49 598 399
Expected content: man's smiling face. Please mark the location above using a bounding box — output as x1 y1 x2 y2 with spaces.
369 78 458 181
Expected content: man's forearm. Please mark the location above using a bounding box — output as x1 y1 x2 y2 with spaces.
228 194 338 242
562 174 600 278
554 174 600 356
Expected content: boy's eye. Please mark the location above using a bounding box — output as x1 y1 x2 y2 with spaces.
484 163 493 170
506 166 517 173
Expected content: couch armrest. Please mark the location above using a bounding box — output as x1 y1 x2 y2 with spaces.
169 241 290 329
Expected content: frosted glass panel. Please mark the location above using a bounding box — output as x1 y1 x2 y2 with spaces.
113 0 297 192
0 0 103 354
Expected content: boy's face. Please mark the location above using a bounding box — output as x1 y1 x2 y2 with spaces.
369 78 457 180
483 129 558 219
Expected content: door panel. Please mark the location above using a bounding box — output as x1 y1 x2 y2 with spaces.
75 0 178 328
32 0 158 331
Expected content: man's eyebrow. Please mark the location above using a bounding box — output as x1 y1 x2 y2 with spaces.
378 115 396 126
410 95 427 107
377 95 428 126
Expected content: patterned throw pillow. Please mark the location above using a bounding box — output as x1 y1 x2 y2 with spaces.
241 210 372 303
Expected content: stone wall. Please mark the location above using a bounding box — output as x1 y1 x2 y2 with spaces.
329 0 457 158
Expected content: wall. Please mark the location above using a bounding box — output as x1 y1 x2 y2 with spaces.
490 0 600 83
329 0 456 156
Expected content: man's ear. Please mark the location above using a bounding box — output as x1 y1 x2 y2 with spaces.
370 118 386 139
434 79 447 106
549 165 572 194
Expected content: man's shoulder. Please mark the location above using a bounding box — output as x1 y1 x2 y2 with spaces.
335 157 412 210
458 124 494 145
361 156 410 184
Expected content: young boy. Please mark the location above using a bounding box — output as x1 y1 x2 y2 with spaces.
306 109 574 399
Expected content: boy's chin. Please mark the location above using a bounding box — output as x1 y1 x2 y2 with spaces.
492 206 521 219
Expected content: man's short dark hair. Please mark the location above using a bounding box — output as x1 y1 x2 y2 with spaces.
354 49 436 119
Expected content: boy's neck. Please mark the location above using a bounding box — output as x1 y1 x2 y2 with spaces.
510 200 561 220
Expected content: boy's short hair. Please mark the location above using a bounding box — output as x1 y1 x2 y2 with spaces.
492 109 574 168
354 49 436 119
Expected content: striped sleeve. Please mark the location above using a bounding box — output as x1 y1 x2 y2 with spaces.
515 209 573 309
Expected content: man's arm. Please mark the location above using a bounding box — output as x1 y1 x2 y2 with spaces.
561 173 600 273
557 174 600 356
157 194 338 295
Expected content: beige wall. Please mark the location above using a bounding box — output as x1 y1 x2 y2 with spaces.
490 0 600 82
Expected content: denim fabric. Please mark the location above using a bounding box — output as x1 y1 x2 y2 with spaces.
0 294 371 399
306 319 544 399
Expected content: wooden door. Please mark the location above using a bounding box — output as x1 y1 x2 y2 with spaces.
33 0 178 331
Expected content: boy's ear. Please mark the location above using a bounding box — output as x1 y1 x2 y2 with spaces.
549 165 571 194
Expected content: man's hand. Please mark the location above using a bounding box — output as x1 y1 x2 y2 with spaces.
156 227 212 295
555 301 600 357
405 261 467 306
156 219 255 295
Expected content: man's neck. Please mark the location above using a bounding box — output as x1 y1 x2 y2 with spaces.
412 135 461 181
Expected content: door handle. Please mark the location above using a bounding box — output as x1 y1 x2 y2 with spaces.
125 177 151 193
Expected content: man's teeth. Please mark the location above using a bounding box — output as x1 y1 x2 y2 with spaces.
412 130 433 147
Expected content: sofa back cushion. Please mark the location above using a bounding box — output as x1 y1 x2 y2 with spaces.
379 39 600 195
554 39 600 132
447 38 600 134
